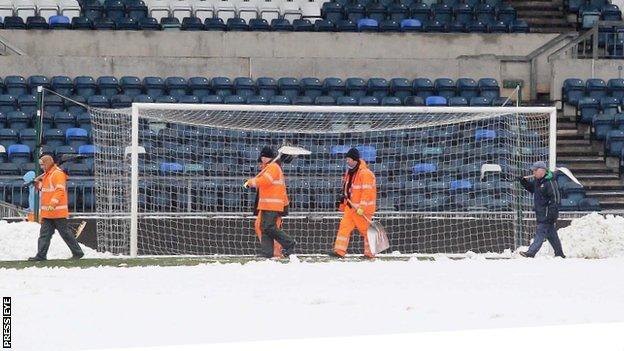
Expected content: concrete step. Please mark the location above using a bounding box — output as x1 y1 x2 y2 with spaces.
574 173 620 180
521 18 570 26
558 155 604 162
517 10 563 18
586 190 624 196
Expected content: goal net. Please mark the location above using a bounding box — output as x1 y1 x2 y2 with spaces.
90 104 556 256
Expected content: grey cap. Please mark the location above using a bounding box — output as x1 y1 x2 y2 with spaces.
530 161 548 171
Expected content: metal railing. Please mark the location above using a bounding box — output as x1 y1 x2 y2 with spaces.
548 20 624 61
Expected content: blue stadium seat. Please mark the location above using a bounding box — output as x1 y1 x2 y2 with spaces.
313 19 334 32
226 17 249 31
188 77 211 98
43 94 63 114
600 96 619 115
74 76 97 98
66 95 87 116
0 129 18 149
278 77 300 99
561 182 586 202
586 78 608 100
323 78 345 98
17 95 37 115
178 95 199 104
301 78 323 98
224 95 245 104
247 95 268 104
607 78 624 100
591 113 614 140
424 19 447 32
7 111 29 131
614 113 624 129
18 129 36 150
315 96 336 105
293 19 313 31
367 78 389 99
602 4 622 21
456 78 479 99
449 179 472 192
110 94 132 108
66 162 92 176
448 96 468 106
322 1 343 23
249 18 270 31
478 78 500 100
336 96 358 105
115 17 139 30
381 96 402 106
510 19 529 32
346 78 367 98
212 77 233 97
578 97 600 124
51 76 73 96
97 76 120 97
432 3 452 23
470 96 490 106
127 0 148 20
0 95 15 115
410 2 430 22
66 127 90 149
165 77 187 97
292 96 313 105
380 19 401 31
358 96 379 106
160 162 184 175
155 95 178 103
55 145 77 159
53 111 75 132
389 78 412 100
181 16 204 30
412 162 437 177
497 4 516 24
489 20 508 32
400 18 422 31
76 112 92 133
143 76 166 98
105 0 125 20
475 3 495 23
334 19 356 31
138 17 161 30
83 0 104 20
87 95 111 108
562 78 584 106
366 2 386 22
4 17 26 29
404 95 425 106
44 128 65 148
357 18 378 31
27 75 50 94
268 95 291 105
454 3 473 24
271 18 293 31
0 163 20 176
426 96 447 106
606 129 624 156
475 128 496 142
78 144 96 167
5 76 27 97
133 94 154 103
413 78 435 98
72 16 93 30
7 144 30 164
345 3 366 22
204 17 226 30
466 19 487 32
434 78 456 99
201 95 224 104
233 77 255 97
387 3 409 21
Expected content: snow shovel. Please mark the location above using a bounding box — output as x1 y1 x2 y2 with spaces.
346 199 389 255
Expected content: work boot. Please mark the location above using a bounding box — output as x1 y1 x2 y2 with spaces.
362 254 375 260
70 252 84 260
519 251 534 258
328 251 344 258
27 256 46 261
282 242 296 257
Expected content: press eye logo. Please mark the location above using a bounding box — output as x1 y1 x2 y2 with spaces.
2 297 10 349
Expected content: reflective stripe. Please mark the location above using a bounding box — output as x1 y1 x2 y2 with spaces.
352 184 374 190
336 237 349 243
40 187 56 193
353 200 375 206
272 180 284 185
50 198 59 204
55 184 65 190
264 172 274 182
41 205 68 210
259 198 286 204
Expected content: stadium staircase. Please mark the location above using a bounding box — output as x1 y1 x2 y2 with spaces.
557 112 624 209
510 0 575 33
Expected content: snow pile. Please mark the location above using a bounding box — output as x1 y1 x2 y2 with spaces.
0 220 112 260
541 213 624 258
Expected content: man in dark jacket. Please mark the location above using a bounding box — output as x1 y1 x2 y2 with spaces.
518 161 565 258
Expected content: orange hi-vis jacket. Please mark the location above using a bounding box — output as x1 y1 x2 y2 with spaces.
249 162 289 212
38 165 69 219
340 160 376 216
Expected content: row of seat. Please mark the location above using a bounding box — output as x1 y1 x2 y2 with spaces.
0 0 80 20
562 78 624 106
577 3 621 29
0 75 501 100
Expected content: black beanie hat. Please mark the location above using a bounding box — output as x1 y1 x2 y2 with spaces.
258 146 276 161
345 147 360 161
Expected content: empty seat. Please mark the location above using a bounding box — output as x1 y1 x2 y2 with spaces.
321 1 343 23
7 144 30 164
249 18 271 31
413 78 435 98
345 3 365 22
212 77 233 96
404 95 424 106
426 96 446 106
74 76 97 98
115 17 139 30
562 78 584 106
178 95 199 104
381 96 402 106
96 76 119 97
110 94 132 108
456 78 479 99
313 19 334 31
120 76 143 96
293 18 313 31
66 127 89 148
357 17 378 31
578 197 601 211
7 111 29 130
87 95 110 108
51 76 73 95
0 95 16 114
18 128 36 150
224 95 245 104
165 77 188 97
257 77 277 97
26 15 48 29
53 111 75 132
278 77 300 99
323 77 345 98
606 129 624 156
389 78 412 100
336 19 357 31
144 76 165 98
201 95 224 104
336 96 357 105
5 76 27 97
301 77 323 98
181 16 204 30
171 0 193 22
346 78 367 98
155 95 178 103
367 78 389 99
138 16 161 29
478 78 500 100
247 95 268 104
400 18 422 31
27 75 50 94
358 96 378 105
17 95 37 115
314 96 336 105
470 96 490 106
0 128 19 148
226 17 249 30
271 18 293 31
204 17 226 30
127 0 148 20
65 95 86 115
160 16 181 30
268 95 291 105
232 77 255 97
586 78 608 100
448 96 468 106
592 113 614 140
43 128 64 148
94 17 116 30
578 97 600 124
434 78 456 98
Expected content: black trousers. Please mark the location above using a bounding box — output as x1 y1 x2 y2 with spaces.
259 211 295 258
35 218 84 259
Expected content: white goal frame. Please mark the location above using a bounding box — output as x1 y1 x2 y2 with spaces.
127 104 557 257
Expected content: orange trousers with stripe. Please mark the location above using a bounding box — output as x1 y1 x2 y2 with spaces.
333 207 373 257
255 210 283 258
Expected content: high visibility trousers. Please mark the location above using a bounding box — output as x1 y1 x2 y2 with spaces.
255 210 284 258
333 208 373 257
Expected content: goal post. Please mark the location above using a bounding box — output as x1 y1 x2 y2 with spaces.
92 104 557 257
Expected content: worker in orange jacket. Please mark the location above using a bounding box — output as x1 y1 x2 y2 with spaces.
330 147 377 259
245 146 296 258
28 155 84 261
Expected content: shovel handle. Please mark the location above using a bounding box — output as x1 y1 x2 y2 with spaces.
345 198 373 224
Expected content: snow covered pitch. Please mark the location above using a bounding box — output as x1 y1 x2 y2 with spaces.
1 213 624 350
